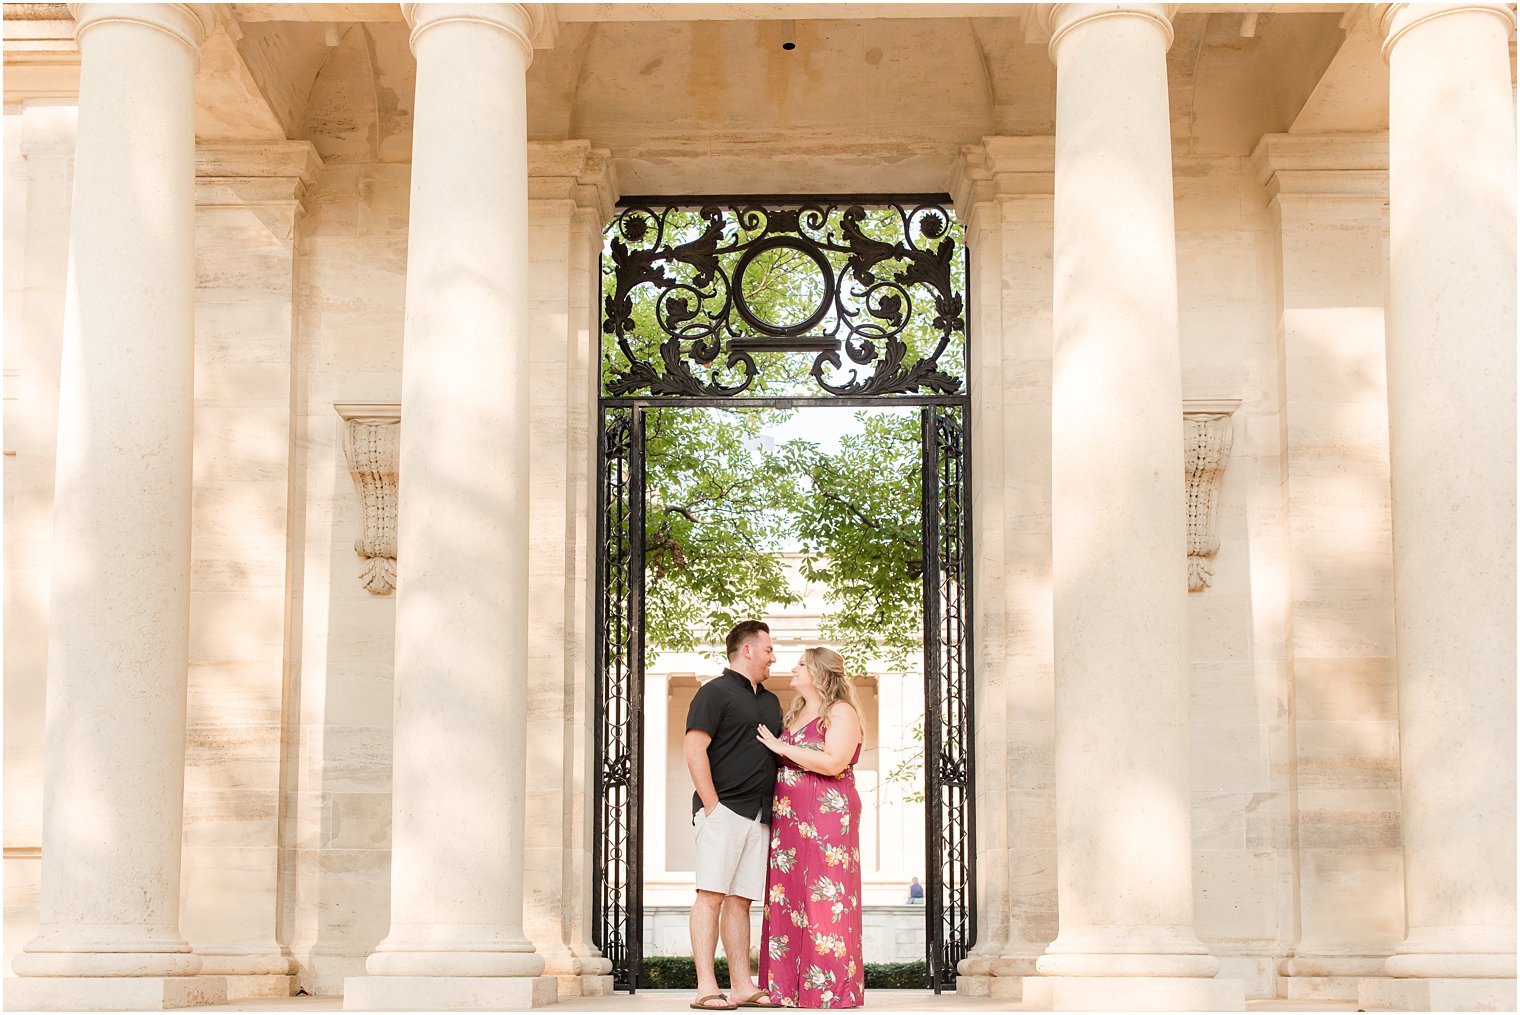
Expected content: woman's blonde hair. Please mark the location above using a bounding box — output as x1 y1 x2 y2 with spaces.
784 647 864 733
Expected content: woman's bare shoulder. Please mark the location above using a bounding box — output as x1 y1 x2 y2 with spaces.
825 701 862 727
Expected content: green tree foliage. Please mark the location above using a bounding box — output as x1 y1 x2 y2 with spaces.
643 406 801 652
644 406 923 679
780 410 923 675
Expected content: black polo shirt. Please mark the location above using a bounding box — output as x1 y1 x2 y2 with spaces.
686 668 784 824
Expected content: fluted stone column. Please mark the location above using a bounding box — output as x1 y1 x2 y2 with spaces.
1024 6 1240 1010
1359 5 1517 1012
8 4 226 1011
342 4 555 1010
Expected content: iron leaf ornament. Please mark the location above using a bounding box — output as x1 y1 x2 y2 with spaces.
601 199 968 398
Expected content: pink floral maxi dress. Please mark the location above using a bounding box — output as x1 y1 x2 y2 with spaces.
758 718 864 1009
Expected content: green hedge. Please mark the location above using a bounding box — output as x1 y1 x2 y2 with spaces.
637 956 928 990
863 961 929 989
640 955 730 990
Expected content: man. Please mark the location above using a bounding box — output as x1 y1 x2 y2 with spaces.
684 620 783 1010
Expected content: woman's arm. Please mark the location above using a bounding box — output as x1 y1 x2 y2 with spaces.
755 704 861 777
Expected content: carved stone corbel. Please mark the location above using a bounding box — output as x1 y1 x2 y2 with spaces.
336 403 400 596
1183 401 1239 592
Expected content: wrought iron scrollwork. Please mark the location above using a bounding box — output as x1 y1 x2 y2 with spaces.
593 408 644 991
601 199 967 398
922 405 975 992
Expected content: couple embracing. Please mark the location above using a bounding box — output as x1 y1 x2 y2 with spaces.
684 620 865 1011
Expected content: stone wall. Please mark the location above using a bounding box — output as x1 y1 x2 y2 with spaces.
1176 152 1289 998
184 140 318 989
283 133 409 996
2 116 1414 1003
1255 132 1404 1000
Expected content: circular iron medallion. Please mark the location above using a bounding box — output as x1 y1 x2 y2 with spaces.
732 236 834 337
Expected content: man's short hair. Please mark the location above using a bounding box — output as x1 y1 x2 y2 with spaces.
725 620 770 661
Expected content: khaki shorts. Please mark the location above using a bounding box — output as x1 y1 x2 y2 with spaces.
692 803 770 902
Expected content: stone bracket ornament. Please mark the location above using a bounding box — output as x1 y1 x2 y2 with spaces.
1183 400 1239 592
336 403 400 596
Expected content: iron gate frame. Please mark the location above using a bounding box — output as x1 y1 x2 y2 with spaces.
592 195 976 994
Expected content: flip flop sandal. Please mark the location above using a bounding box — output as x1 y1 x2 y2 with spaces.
735 992 781 1008
690 994 737 1011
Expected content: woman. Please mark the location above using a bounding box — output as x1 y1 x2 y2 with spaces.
754 647 865 1009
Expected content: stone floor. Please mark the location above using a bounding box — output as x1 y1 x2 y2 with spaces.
188 989 1363 1013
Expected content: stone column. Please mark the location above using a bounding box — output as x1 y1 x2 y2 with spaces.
1026 6 1240 1010
1360 5 1518 1012
9 4 227 1011
342 4 555 1010
949 136 1058 1002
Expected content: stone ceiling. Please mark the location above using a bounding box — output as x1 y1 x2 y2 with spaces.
5 3 1399 191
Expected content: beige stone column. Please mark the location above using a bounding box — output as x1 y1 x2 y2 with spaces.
1026 6 1240 1010
950 136 1058 1002
342 4 555 1010
9 4 227 1010
1360 4 1518 1012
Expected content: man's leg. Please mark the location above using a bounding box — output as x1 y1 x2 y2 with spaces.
720 893 759 1001
692 889 726 1006
724 813 776 1005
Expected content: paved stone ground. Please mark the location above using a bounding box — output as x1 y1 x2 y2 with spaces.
191 988 1362 1013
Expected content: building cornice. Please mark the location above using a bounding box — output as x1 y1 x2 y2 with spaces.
196 139 322 181
2 10 78 103
949 136 1055 222
528 139 619 223
194 139 323 209
1250 132 1389 201
334 402 401 423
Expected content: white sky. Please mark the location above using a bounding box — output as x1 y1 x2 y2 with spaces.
760 403 912 453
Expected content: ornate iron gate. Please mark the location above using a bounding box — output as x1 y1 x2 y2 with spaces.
922 405 974 990
593 197 975 992
593 407 643 988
